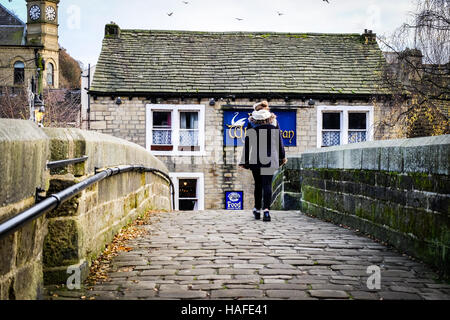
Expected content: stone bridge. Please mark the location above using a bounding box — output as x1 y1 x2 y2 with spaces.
0 119 449 300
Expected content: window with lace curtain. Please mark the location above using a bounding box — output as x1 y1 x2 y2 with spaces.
317 106 373 148
348 113 367 144
152 111 173 150
146 104 205 155
179 111 199 151
322 112 341 147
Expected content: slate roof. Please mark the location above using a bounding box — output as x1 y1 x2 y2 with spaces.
91 29 389 96
0 3 25 46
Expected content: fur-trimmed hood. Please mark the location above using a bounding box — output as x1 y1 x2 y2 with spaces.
248 113 278 127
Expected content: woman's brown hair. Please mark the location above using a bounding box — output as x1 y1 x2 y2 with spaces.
254 101 269 111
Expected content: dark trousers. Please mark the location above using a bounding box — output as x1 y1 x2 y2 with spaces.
251 168 273 210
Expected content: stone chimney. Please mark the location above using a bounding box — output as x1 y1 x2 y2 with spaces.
399 48 423 68
362 29 376 44
105 22 120 38
385 48 424 84
398 48 424 82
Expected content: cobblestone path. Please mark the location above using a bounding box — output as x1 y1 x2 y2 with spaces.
46 210 450 300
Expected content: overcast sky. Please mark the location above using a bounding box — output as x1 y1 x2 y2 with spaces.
2 0 418 69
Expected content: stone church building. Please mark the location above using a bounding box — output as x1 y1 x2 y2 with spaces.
0 0 59 92
89 23 400 211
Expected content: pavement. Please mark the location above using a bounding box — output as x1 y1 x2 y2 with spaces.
45 210 450 300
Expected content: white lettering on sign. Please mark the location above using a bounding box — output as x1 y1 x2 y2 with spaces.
227 201 242 210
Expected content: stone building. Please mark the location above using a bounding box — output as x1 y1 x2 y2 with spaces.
0 0 60 93
89 23 399 211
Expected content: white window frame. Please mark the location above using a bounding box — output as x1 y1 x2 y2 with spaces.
169 172 204 211
146 104 206 156
317 105 374 148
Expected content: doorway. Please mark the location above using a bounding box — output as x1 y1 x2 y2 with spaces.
169 172 204 211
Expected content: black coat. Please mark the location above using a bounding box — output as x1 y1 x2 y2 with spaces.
241 123 286 172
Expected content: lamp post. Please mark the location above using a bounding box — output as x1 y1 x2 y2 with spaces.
32 52 46 127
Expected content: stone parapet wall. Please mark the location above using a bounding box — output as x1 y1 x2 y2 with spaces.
0 120 49 300
0 119 171 299
272 135 450 276
42 127 171 284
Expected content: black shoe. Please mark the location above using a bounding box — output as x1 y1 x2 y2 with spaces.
263 211 271 222
253 208 261 220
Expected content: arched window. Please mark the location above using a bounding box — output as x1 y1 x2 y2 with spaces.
14 61 25 85
47 62 54 86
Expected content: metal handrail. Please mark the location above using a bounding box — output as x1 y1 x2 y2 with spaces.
47 156 89 169
0 165 175 239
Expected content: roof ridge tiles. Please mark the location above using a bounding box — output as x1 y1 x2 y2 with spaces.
119 29 361 37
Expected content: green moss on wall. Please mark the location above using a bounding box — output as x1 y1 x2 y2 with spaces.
281 164 449 277
43 219 79 268
49 140 69 175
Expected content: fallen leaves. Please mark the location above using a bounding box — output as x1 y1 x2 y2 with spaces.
86 210 161 286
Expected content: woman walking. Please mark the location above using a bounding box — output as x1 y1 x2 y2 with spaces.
239 101 287 222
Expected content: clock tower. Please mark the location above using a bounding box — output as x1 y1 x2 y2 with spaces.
26 0 59 88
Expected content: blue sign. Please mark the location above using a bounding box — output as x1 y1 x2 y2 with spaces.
224 110 297 147
225 191 244 210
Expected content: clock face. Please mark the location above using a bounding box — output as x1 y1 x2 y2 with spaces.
29 5 41 21
45 6 56 21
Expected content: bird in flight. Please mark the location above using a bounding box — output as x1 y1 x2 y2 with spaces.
323 0 329 3
277 11 284 16
182 1 189 4
167 12 174 16
235 18 243 21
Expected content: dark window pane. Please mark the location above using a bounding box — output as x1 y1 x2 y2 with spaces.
14 61 25 85
349 113 367 129
180 112 198 129
153 112 171 128
179 199 197 211
323 113 340 130
14 68 24 85
179 179 197 198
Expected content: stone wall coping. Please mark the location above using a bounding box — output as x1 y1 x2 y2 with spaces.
43 127 168 175
0 119 49 208
285 134 450 175
301 135 450 154
0 119 49 142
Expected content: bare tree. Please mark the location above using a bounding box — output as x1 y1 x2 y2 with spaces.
42 89 81 128
377 0 449 138
0 87 81 128
0 87 29 120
